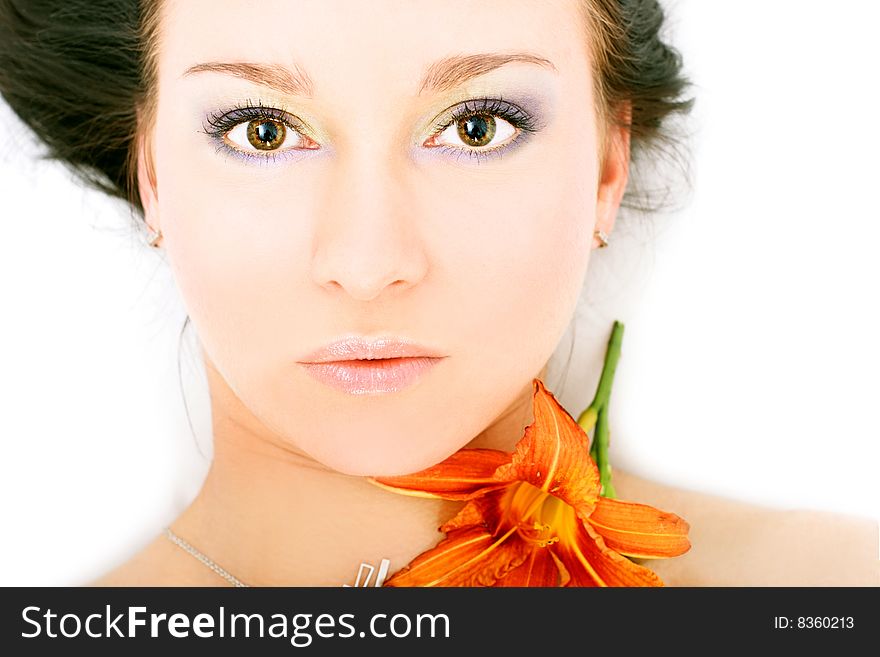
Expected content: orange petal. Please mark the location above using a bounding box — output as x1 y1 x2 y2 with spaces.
493 379 601 520
496 547 569 587
587 496 691 558
383 526 531 587
368 448 512 500
440 487 508 534
556 522 665 587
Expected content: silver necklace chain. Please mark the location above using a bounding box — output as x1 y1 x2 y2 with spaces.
163 527 249 587
163 527 391 587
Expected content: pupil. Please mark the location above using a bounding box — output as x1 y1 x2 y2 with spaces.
256 122 278 142
247 119 285 151
458 114 495 147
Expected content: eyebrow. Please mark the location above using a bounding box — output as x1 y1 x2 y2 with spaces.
181 52 557 98
418 52 557 95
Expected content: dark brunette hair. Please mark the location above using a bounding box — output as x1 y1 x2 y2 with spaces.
1 0 693 222
583 0 695 212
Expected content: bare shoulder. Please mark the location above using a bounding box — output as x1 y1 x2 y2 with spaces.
612 469 879 586
86 534 229 587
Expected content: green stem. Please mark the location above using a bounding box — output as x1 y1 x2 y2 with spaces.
594 405 615 498
576 320 624 498
591 320 625 412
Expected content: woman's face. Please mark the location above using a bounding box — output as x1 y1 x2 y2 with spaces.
141 0 628 475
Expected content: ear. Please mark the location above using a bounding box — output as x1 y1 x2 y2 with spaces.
593 102 632 248
136 129 161 245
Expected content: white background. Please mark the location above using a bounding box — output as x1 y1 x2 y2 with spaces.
1 0 877 585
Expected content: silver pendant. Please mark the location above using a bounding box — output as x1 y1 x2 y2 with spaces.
342 559 391 587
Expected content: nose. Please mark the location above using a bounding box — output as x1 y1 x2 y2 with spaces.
310 152 428 302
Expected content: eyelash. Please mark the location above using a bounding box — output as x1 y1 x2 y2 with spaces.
201 99 307 166
200 96 541 165
429 96 541 164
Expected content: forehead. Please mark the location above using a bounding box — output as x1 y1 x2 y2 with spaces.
157 0 592 97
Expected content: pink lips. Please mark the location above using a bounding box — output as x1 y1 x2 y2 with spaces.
298 337 446 395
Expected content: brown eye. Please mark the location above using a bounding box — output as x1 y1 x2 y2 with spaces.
222 115 315 154
246 119 286 151
456 113 496 148
426 111 516 153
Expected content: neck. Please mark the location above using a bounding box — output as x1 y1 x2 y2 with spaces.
171 357 542 586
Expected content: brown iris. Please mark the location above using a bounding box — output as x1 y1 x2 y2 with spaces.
456 113 496 148
246 119 286 151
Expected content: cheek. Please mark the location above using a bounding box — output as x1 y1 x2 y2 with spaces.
436 157 597 376
154 137 308 382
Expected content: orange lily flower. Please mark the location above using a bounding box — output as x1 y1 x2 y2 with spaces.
369 378 690 586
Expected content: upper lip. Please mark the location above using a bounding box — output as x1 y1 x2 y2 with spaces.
298 336 446 363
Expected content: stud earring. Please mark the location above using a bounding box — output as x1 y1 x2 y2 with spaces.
147 225 163 248
593 229 610 248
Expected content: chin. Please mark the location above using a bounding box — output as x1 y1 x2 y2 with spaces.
306 437 461 478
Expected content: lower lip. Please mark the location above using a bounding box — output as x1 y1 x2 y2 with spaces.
298 357 442 395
